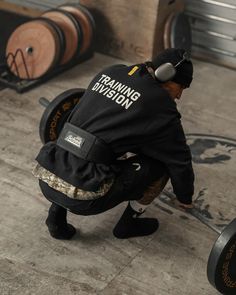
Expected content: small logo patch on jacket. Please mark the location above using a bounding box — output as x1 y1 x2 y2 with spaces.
128 66 139 76
65 131 85 148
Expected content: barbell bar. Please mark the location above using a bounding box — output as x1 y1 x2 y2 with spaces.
159 191 236 294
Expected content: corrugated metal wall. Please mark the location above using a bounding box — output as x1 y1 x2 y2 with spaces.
4 0 79 10
185 0 236 69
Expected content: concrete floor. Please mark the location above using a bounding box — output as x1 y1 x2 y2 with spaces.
0 53 236 295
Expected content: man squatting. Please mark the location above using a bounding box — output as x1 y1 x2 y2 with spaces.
33 48 195 240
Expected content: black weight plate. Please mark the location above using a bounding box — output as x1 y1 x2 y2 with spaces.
59 5 96 55
170 12 192 55
76 4 96 35
39 88 85 143
73 3 96 47
42 9 82 65
163 13 175 49
36 17 66 68
56 8 83 60
207 218 236 294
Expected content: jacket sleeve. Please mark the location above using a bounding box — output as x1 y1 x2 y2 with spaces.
140 119 194 204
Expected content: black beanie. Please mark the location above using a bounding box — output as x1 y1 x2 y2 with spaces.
152 48 193 88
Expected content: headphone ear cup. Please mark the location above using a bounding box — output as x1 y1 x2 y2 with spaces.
154 63 176 82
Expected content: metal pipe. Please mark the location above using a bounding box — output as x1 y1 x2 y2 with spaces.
6 52 20 77
16 49 30 80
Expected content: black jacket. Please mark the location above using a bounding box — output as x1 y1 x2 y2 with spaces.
36 64 194 204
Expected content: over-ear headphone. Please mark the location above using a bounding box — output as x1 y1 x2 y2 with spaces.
145 52 189 83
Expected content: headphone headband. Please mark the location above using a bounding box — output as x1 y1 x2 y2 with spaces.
174 52 189 68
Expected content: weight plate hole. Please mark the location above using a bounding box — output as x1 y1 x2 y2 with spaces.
26 46 34 55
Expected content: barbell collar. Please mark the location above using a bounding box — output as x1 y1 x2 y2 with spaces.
39 97 50 108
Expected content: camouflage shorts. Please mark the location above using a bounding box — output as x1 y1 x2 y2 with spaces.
32 163 113 200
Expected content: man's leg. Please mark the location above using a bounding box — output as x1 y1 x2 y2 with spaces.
45 202 76 240
113 157 169 239
131 174 169 208
39 180 76 240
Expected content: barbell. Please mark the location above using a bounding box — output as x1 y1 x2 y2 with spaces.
38 89 236 294
159 191 236 295
39 88 85 143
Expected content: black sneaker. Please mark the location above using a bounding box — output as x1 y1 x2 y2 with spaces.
113 203 159 239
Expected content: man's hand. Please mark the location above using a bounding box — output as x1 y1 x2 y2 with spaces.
167 196 194 212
